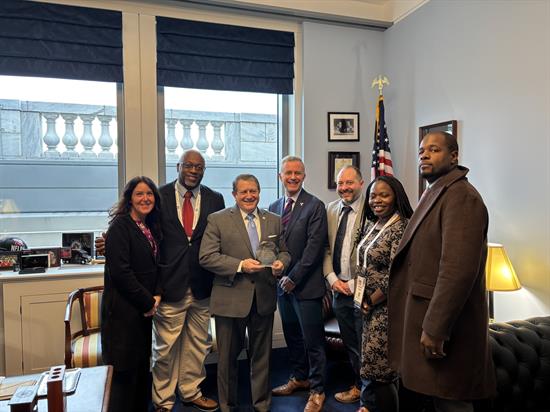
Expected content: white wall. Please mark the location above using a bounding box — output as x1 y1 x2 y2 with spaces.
302 21 384 201
382 0 550 321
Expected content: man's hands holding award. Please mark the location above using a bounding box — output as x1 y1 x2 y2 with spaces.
242 241 284 277
241 258 284 276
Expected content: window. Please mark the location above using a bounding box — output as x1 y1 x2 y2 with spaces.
0 75 120 248
156 16 294 207
162 87 280 207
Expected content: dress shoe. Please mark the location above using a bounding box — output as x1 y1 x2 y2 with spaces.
335 385 360 403
304 391 325 412
272 377 310 396
184 396 219 411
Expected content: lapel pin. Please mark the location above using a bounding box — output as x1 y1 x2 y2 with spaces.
300 202 304 206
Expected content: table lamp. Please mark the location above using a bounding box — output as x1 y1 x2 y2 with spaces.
485 243 522 319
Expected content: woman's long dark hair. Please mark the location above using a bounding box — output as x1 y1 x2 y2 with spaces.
109 176 162 240
357 175 413 242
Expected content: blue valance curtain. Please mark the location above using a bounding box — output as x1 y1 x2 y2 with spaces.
0 0 122 82
157 17 295 94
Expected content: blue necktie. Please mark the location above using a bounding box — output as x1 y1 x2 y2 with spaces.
246 213 260 257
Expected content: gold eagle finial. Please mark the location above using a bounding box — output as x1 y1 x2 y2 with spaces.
371 75 389 95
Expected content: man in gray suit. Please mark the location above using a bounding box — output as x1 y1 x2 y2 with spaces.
199 174 291 412
323 165 367 405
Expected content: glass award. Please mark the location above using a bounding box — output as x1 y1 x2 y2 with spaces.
256 240 279 267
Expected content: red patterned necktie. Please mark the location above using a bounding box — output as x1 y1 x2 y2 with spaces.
281 198 294 228
183 190 194 237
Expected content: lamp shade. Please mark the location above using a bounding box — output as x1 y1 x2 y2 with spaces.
485 243 522 291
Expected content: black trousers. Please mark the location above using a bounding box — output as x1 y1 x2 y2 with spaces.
109 357 151 412
278 293 326 393
333 292 363 387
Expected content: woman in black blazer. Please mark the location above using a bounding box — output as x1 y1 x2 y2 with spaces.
101 176 162 412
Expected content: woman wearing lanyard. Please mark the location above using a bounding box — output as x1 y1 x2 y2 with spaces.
354 176 413 412
101 176 162 412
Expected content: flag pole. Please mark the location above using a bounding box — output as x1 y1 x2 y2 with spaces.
370 75 393 180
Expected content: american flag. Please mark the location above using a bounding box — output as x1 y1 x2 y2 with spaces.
370 95 393 180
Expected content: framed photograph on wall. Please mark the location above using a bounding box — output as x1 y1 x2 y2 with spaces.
328 112 360 142
418 120 457 198
328 151 360 189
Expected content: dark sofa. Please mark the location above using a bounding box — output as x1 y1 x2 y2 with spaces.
487 316 550 411
322 291 550 411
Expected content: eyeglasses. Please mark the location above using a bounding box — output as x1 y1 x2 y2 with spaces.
179 162 205 172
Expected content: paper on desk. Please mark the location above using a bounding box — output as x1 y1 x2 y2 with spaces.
0 378 37 400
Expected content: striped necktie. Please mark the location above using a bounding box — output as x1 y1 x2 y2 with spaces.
281 198 294 228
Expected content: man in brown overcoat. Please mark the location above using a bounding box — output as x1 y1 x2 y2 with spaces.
388 132 496 412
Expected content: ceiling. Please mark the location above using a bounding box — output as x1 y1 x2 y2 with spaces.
179 0 429 29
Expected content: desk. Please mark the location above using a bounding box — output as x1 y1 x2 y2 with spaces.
0 365 112 412
0 265 104 375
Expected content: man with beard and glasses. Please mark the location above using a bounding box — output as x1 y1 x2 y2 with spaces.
151 150 225 412
323 165 375 409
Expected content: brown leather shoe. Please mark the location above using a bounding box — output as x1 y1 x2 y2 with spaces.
272 377 310 396
186 396 219 411
335 385 360 403
304 391 325 412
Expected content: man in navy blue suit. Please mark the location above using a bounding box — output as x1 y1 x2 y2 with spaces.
269 156 329 412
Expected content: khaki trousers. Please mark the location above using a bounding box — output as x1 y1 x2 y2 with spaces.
151 288 211 409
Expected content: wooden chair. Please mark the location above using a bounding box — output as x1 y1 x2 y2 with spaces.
64 286 104 368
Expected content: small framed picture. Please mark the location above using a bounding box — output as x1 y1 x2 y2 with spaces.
0 251 20 271
19 254 48 274
62 232 94 257
328 151 360 189
328 112 360 142
26 248 62 267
